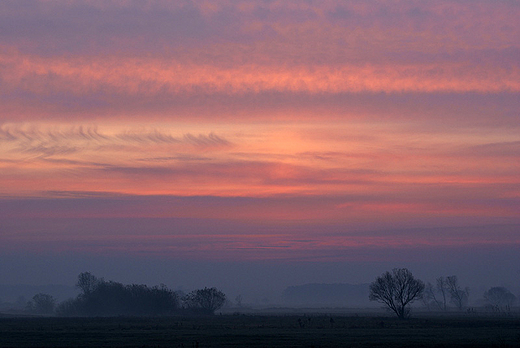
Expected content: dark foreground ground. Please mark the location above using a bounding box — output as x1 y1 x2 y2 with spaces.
1 314 520 347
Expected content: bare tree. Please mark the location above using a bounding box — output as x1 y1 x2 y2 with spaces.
76 272 101 296
15 295 27 310
235 294 243 308
183 287 226 315
369 268 425 319
424 277 449 311
435 277 449 311
484 287 516 313
446 276 469 310
422 282 435 310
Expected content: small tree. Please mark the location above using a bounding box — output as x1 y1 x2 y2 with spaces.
76 272 101 296
15 295 27 310
369 268 425 319
435 277 449 310
484 287 516 313
235 294 243 308
423 277 450 311
183 287 226 315
446 276 469 310
31 293 56 314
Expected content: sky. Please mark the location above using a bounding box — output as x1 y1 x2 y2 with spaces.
1 0 519 303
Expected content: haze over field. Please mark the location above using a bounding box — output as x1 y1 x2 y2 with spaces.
1 1 519 304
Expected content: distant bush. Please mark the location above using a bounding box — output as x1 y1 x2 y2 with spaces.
57 273 179 317
56 272 227 317
182 287 226 315
484 287 516 313
27 293 56 315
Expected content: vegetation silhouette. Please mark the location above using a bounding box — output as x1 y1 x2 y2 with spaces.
13 270 517 320
423 276 449 311
57 272 226 317
483 286 516 313
369 268 424 319
27 293 56 314
445 275 469 311
182 287 226 315
282 283 369 307
422 275 471 311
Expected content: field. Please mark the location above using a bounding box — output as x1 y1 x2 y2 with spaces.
1 313 520 347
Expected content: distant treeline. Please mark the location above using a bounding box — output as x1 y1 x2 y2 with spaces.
5 270 518 318
282 283 371 307
54 272 226 317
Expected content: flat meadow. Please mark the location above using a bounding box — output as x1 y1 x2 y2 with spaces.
1 313 520 347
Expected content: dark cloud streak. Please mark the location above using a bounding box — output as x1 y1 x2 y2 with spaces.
0 124 232 158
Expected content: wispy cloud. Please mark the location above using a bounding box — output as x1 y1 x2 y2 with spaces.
462 141 520 158
183 133 231 147
0 125 109 144
0 124 232 159
116 130 180 144
136 155 211 163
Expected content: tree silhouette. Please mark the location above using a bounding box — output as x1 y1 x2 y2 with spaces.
446 276 469 310
30 293 56 314
183 287 226 315
369 268 424 319
484 287 516 312
423 276 453 311
76 272 101 296
235 294 243 308
58 273 179 316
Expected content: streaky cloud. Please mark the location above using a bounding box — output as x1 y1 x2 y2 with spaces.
116 129 180 144
0 124 108 143
463 141 520 157
0 124 232 159
183 132 231 147
136 155 211 163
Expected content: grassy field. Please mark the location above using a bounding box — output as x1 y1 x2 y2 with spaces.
1 314 520 347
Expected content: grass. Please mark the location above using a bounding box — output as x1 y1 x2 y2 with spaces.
1 314 520 347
